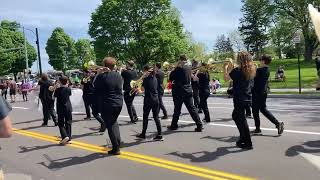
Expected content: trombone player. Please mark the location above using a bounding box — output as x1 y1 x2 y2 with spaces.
167 55 203 132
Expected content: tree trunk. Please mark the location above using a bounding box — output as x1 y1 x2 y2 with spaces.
304 39 314 62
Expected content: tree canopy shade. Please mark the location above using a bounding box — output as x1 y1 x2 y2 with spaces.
46 27 77 71
239 0 272 58
89 0 189 69
0 20 37 77
274 0 320 61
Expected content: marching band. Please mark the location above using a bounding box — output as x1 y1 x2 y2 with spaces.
36 51 286 155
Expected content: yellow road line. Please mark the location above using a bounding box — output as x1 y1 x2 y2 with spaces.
13 128 256 180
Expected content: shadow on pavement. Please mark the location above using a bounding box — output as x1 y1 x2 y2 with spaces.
18 145 58 153
167 146 248 163
201 136 238 143
286 140 320 157
38 153 107 170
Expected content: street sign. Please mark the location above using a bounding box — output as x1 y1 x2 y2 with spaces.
293 30 302 44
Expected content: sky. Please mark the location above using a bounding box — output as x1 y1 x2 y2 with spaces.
0 0 243 72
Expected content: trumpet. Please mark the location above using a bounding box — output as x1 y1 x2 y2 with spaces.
84 60 111 73
48 82 60 92
129 68 153 96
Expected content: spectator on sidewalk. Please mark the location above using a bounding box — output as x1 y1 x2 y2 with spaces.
21 80 31 101
316 56 320 90
210 78 221 94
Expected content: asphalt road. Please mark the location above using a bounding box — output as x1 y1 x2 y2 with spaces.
0 92 320 180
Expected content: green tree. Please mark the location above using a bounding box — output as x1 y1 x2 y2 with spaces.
269 15 295 59
274 0 320 62
187 41 207 61
0 20 37 77
75 39 96 68
239 0 272 58
46 27 77 71
215 34 234 53
89 0 189 69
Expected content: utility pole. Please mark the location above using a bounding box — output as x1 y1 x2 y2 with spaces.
23 27 28 80
36 28 42 75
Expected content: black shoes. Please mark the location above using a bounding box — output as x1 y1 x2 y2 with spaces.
246 115 253 119
99 124 106 133
108 149 121 155
277 122 284 135
195 126 203 132
167 125 178 131
251 129 262 134
236 140 253 149
41 123 48 127
198 110 203 114
136 134 146 139
131 117 139 124
162 115 168 120
84 117 91 120
202 119 210 123
54 121 58 127
153 135 164 141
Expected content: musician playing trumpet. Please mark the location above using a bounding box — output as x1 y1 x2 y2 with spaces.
38 73 57 126
81 70 105 133
121 60 139 123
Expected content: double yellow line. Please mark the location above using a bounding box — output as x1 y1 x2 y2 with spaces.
13 128 256 180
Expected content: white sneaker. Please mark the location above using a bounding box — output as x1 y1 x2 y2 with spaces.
60 137 70 145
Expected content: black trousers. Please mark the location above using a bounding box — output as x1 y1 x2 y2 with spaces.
83 94 105 127
252 93 279 130
124 91 138 121
232 100 252 145
101 106 122 151
142 99 162 135
2 90 7 100
22 92 28 101
199 91 210 121
171 93 202 128
192 84 200 110
158 94 168 117
246 103 252 117
41 98 57 124
58 111 72 140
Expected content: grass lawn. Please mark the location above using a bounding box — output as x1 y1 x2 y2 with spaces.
209 59 318 89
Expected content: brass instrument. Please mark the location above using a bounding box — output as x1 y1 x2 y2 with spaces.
191 59 234 73
82 76 91 84
84 60 111 73
129 68 154 96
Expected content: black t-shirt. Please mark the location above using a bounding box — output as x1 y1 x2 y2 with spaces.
142 75 158 102
229 68 254 101
81 77 94 95
155 70 165 95
94 71 123 107
169 65 193 95
253 66 269 95
121 69 138 91
54 86 72 113
38 80 54 100
197 72 210 93
316 58 320 71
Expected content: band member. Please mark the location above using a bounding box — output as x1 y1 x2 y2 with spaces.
8 78 16 103
155 62 168 119
196 63 211 122
136 65 163 141
252 55 284 135
224 51 255 149
54 76 73 145
81 71 105 132
38 74 57 126
191 59 202 113
121 60 138 123
94 57 123 155
168 55 203 132
1 81 8 100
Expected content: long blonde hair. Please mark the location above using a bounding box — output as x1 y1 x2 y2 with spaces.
237 51 256 80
